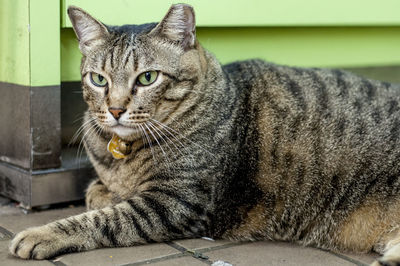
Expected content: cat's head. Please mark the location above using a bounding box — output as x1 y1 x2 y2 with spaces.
68 4 206 140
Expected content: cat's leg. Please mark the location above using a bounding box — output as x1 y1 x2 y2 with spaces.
9 193 208 259
372 245 400 266
331 200 400 266
85 179 121 210
371 232 400 266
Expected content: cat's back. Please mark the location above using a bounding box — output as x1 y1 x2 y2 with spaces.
222 59 400 138
221 59 400 175
223 59 400 104
220 59 400 241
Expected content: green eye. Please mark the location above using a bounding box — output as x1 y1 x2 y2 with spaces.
137 71 158 86
90 73 108 87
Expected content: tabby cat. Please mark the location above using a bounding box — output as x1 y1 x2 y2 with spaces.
9 4 400 265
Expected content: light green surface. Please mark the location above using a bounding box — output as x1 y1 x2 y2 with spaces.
200 27 400 67
61 27 400 82
30 0 60 87
61 29 82 82
0 0 30 86
0 0 60 86
62 0 400 28
2 1 400 84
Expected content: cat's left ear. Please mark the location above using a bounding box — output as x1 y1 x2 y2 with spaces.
67 6 109 55
150 4 196 51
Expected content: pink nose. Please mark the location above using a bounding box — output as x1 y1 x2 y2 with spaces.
108 107 126 119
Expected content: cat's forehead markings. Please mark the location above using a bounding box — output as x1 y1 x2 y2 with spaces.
123 49 134 68
106 33 138 72
129 32 136 45
100 51 107 71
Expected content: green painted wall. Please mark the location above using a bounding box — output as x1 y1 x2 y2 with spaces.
0 0 60 86
62 0 400 27
199 27 400 67
60 0 400 82
61 26 400 82
61 29 82 82
2 0 400 84
0 0 30 86
30 0 60 87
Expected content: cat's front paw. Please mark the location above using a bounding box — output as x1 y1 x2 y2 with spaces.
9 225 72 260
372 258 400 266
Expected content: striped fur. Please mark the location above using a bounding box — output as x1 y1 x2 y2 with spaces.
9 4 400 264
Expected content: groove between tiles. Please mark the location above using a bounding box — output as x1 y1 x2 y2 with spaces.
119 252 188 266
119 241 240 266
0 225 14 239
167 241 212 265
195 241 244 254
328 251 368 266
49 260 68 266
166 241 187 253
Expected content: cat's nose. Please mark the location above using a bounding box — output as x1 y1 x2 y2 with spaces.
108 107 126 120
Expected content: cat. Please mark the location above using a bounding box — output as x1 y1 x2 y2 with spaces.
8 4 400 265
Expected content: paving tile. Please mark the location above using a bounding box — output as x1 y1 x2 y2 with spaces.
173 238 232 251
0 204 24 216
0 231 9 240
204 241 356 266
0 206 86 234
58 244 180 266
0 240 53 266
0 196 12 206
0 227 13 240
150 256 205 266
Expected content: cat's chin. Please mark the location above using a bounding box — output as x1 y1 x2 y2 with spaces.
111 125 139 141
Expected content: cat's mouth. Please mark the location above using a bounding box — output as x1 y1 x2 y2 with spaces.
111 125 141 139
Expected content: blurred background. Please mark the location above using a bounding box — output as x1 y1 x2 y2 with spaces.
1 0 400 208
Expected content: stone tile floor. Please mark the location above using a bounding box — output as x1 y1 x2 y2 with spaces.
0 197 379 266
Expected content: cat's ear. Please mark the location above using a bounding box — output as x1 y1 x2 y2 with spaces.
67 6 109 55
151 4 196 51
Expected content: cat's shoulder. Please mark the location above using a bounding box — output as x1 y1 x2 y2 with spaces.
222 59 272 73
221 59 314 78
221 59 397 88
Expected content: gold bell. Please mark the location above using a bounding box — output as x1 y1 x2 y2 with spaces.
107 134 133 159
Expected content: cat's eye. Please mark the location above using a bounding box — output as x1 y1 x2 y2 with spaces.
90 73 108 87
136 71 158 86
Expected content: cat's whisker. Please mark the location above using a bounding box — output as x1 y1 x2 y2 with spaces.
77 121 99 167
70 116 96 146
151 121 196 167
72 117 97 165
94 123 105 139
82 122 105 164
147 120 189 161
150 119 198 165
135 124 148 149
151 118 215 158
78 118 96 140
144 122 169 164
77 125 95 164
147 121 179 162
70 122 89 146
72 115 85 124
150 119 196 160
150 118 188 151
73 120 95 142
76 124 93 166
167 116 215 157
139 124 157 163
